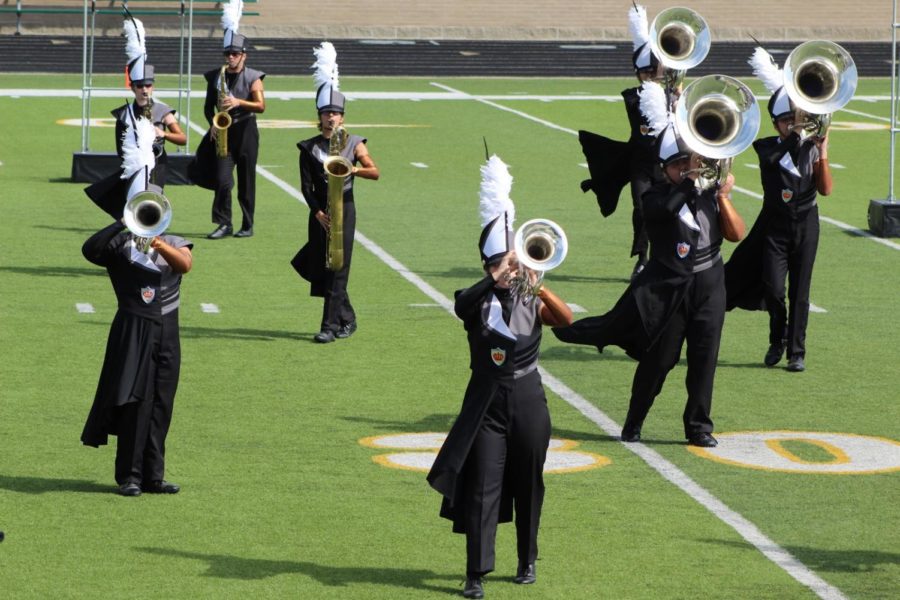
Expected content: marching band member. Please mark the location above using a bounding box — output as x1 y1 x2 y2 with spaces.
725 47 834 372
85 14 185 218
427 156 572 598
622 3 665 278
292 42 379 344
81 117 192 497
192 0 266 239
554 84 745 447
579 4 669 280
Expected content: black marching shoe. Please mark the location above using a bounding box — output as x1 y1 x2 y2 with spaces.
764 343 785 367
621 423 642 443
462 577 484 599
314 330 336 344
234 228 253 238
142 480 180 494
514 562 536 585
688 432 718 448
335 321 357 339
117 482 142 497
207 224 233 239
786 356 806 372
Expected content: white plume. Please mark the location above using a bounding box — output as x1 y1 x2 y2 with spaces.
478 155 515 229
628 4 650 51
638 80 671 136
221 0 243 32
120 117 156 178
123 17 145 63
748 47 783 94
312 42 339 90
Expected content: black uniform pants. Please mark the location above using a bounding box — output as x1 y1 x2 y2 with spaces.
625 261 725 438
464 370 551 576
212 119 259 231
320 200 357 333
762 206 819 359
114 315 180 485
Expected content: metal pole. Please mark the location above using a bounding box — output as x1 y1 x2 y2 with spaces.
81 0 89 151
890 0 898 201
176 0 186 154
185 0 194 151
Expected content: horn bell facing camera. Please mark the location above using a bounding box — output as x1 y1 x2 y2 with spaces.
674 74 761 189
648 6 710 72
123 188 172 252
509 219 567 303
783 40 857 137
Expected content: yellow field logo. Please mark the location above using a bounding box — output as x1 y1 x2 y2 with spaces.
360 432 610 474
688 431 900 474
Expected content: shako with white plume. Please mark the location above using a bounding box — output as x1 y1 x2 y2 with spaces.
628 3 658 72
478 155 516 266
123 13 154 86
312 41 345 114
748 46 791 119
222 0 248 53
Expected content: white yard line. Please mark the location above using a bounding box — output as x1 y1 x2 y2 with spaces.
186 105 849 599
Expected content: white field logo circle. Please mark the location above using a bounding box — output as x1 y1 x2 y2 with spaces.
360 433 610 474
688 431 900 474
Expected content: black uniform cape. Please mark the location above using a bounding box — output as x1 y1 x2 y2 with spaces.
81 311 164 447
553 179 716 359
723 211 770 311
427 277 521 532
578 130 631 218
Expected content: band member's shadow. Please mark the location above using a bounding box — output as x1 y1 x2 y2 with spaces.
138 547 459 593
342 413 459 432
541 345 636 363
34 224 98 235
705 539 900 573
179 325 311 342
0 265 105 278
0 474 110 494
550 426 619 444
715 358 780 370
415 266 486 280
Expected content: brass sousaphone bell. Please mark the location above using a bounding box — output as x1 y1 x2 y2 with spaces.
782 40 858 138
648 7 710 96
674 74 761 190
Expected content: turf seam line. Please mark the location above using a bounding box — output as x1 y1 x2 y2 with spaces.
423 82 850 600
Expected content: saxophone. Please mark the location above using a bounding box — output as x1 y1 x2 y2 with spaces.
323 125 353 271
212 64 233 158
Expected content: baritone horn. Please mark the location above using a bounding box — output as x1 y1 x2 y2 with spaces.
783 40 857 138
123 188 172 253
510 219 568 302
675 74 761 190
648 6 710 96
324 125 352 271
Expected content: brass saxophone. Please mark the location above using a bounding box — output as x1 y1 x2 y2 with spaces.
323 125 353 271
212 64 233 158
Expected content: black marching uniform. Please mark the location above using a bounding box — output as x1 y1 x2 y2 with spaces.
428 275 551 577
293 133 366 334
555 178 727 439
192 66 265 232
81 221 192 486
726 132 821 360
85 101 176 218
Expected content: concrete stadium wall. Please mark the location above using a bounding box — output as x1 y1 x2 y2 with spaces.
1 0 894 41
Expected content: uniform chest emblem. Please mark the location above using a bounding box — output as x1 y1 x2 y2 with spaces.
676 242 691 259
782 188 794 203
140 286 156 304
639 124 650 136
490 347 507 367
